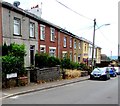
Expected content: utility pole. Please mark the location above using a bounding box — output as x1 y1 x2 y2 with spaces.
91 19 96 70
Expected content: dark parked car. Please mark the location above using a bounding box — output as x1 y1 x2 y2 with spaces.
114 67 120 75
90 67 110 80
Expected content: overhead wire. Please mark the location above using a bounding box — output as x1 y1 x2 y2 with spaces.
96 24 117 46
55 0 117 54
55 0 93 21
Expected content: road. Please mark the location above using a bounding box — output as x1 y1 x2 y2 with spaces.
2 76 118 104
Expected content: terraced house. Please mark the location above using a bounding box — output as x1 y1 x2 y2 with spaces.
0 1 101 67
1 2 38 67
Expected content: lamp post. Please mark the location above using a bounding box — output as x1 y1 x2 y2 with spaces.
91 19 110 70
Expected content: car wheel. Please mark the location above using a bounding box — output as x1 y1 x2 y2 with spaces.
90 75 94 80
103 76 107 81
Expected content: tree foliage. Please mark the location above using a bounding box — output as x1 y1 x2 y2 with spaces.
2 43 26 76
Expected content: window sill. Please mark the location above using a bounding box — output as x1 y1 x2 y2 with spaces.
13 34 22 37
50 40 55 43
29 37 36 39
40 39 45 41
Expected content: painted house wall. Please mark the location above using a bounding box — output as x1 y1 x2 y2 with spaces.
96 47 101 64
0 3 2 45
2 7 38 67
73 38 81 63
80 41 89 63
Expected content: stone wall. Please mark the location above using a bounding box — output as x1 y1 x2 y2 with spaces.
29 65 61 83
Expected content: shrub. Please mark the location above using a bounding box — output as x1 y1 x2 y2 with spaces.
2 43 26 76
61 58 79 70
47 56 60 67
61 58 71 69
35 53 49 68
35 53 61 68
79 63 89 71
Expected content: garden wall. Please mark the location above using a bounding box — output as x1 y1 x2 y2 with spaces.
29 65 61 83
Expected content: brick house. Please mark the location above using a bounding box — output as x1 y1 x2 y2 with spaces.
38 20 60 57
59 29 74 61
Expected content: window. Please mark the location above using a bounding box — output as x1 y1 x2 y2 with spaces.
70 37 72 48
40 45 46 53
62 51 67 59
85 44 87 52
30 22 35 38
14 17 21 35
63 37 67 47
49 47 56 57
74 54 77 62
40 25 45 40
70 52 72 61
74 40 76 49
79 42 81 49
50 28 55 41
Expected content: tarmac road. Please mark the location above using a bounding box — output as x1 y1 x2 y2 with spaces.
2 76 118 104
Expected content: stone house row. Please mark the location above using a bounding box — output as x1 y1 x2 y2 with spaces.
0 1 101 67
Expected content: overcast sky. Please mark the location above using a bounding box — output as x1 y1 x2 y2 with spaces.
3 0 119 57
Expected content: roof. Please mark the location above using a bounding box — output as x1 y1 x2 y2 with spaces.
1 1 101 49
2 1 61 30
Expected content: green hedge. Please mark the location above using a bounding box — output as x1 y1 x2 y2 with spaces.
2 43 26 77
35 53 60 68
61 58 79 70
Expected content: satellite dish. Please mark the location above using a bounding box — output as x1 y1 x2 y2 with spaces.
13 1 20 7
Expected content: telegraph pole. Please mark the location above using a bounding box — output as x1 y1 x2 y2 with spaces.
91 19 96 70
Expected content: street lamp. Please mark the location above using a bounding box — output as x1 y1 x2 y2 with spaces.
91 19 110 70
96 23 110 30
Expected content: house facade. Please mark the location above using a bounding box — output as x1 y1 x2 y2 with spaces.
59 29 74 61
2 2 38 67
80 38 89 64
73 36 81 63
38 22 60 58
0 1 2 45
1 1 102 67
95 47 101 64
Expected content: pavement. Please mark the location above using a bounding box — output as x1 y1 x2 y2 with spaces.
1 76 90 99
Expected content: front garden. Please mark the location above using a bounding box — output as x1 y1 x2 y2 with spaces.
2 43 90 88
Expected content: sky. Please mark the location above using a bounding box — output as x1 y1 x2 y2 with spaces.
3 0 119 57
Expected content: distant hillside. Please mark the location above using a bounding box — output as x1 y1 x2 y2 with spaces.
108 56 118 60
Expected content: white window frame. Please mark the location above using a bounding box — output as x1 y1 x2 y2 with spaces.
14 17 21 35
62 51 67 58
49 47 56 57
40 25 45 40
70 52 72 61
70 37 72 48
74 40 76 49
40 45 46 53
63 36 67 47
50 28 55 41
30 22 35 38
74 54 77 62
79 42 81 49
